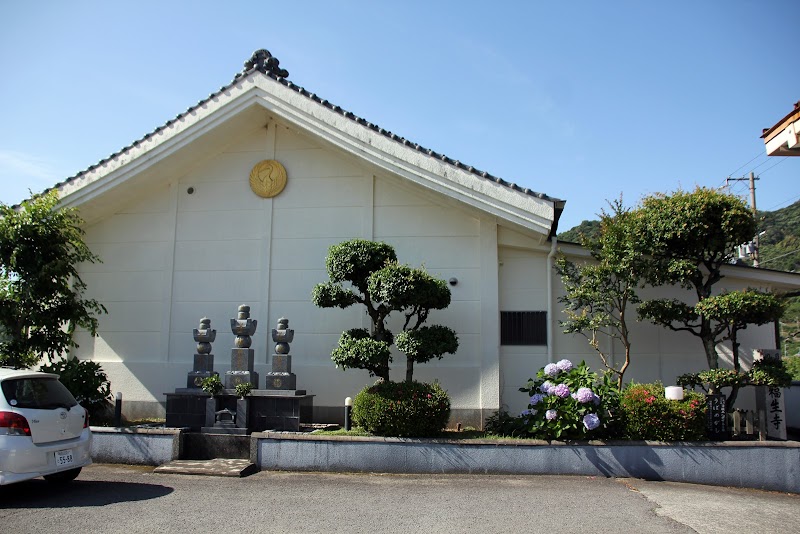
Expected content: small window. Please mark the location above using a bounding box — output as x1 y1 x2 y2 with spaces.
501 311 547 345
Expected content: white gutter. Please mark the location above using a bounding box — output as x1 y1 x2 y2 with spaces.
547 237 558 364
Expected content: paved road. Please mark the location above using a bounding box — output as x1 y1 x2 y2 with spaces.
1 464 797 533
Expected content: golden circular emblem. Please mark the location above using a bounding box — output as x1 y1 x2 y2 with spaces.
249 160 287 198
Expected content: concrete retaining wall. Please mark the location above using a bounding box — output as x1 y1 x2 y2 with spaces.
91 427 183 465
254 433 800 494
88 427 800 493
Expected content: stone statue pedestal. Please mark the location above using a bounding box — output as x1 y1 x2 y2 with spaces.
225 348 259 390
264 353 298 390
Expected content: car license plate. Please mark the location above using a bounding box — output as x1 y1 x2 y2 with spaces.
55 449 74 467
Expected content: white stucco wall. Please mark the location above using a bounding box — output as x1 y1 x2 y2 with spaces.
76 121 491 418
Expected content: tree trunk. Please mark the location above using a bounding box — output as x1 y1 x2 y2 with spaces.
726 385 740 413
405 358 414 383
726 328 740 412
702 336 718 369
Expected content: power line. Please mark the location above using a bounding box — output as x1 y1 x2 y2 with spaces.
759 248 800 267
728 150 767 177
759 156 789 175
747 157 776 173
764 193 800 212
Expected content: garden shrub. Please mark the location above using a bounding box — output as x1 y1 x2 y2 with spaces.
40 357 112 419
484 408 531 437
352 380 450 437
518 359 620 440
620 382 706 441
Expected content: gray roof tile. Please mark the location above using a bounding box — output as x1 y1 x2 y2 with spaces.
42 49 564 210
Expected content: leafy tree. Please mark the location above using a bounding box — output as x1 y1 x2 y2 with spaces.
555 200 648 388
636 187 758 370
694 290 785 374
0 191 106 368
692 289 785 409
312 239 458 382
783 355 800 381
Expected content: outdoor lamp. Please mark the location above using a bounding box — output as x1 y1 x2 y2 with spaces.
665 386 684 401
344 396 353 431
114 391 123 426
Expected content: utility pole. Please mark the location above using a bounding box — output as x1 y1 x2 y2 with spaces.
726 172 760 266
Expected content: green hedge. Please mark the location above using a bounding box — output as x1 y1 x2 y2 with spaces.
620 383 706 441
352 380 450 437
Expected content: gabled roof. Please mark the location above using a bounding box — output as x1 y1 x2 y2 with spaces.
46 49 565 237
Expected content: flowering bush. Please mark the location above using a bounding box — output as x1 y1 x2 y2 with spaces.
620 383 706 441
351 380 450 437
518 359 619 440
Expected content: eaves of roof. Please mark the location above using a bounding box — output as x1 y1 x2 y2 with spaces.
36 49 565 233
761 101 800 142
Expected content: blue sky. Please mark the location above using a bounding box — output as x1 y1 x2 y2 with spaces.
1 1 797 232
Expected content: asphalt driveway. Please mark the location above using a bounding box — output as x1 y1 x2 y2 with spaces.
0 464 797 533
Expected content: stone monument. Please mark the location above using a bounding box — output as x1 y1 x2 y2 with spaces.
186 317 218 388
754 349 787 440
245 316 312 431
165 317 219 429
226 304 259 390
166 310 314 433
264 317 300 392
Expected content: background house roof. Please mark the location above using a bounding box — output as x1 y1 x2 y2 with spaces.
762 101 800 157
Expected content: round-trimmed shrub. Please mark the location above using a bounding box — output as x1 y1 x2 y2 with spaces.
352 380 450 437
620 383 706 441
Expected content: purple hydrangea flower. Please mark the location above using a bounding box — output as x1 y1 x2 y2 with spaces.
520 409 531 417
540 381 555 394
543 363 559 377
553 383 570 398
575 387 595 403
583 413 600 430
546 409 558 421
529 393 544 406
556 359 573 372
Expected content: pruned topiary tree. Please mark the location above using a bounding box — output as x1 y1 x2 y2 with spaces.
312 239 458 382
635 187 759 370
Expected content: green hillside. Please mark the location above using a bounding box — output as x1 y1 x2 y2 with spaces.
756 200 800 272
556 219 600 243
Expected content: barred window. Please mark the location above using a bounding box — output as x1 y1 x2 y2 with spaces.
500 311 547 345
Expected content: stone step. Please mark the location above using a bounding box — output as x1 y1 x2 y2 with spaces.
154 458 258 477
183 432 251 460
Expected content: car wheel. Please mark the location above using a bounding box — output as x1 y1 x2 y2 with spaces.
43 467 82 483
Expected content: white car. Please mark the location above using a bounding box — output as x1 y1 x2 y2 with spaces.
0 367 92 485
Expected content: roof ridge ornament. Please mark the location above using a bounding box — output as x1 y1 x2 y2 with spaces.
243 49 289 78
